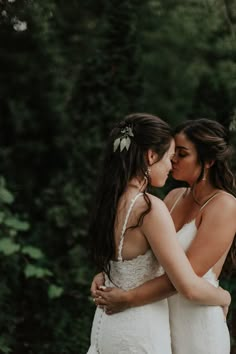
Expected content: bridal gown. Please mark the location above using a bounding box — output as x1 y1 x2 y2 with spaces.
168 191 231 354
87 193 172 354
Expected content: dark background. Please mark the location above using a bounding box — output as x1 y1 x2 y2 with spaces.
0 0 235 353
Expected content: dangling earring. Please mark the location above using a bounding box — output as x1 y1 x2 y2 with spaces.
143 167 151 184
202 168 207 181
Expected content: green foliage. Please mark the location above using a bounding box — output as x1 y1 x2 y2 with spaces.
0 0 235 353
0 177 64 353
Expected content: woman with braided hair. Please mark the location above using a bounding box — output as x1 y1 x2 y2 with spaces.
87 115 231 354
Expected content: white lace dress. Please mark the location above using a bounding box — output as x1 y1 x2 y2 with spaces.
87 193 172 354
168 219 230 354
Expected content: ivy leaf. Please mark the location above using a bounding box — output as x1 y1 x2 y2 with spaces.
4 217 30 231
24 264 53 278
0 187 14 204
0 335 11 353
22 246 44 259
0 238 20 255
48 284 64 299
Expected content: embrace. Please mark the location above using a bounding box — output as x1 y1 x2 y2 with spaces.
87 113 236 354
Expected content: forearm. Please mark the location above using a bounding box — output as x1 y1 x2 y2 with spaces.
182 277 230 306
125 274 176 308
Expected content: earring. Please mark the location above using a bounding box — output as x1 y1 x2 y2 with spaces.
143 167 151 184
202 168 207 181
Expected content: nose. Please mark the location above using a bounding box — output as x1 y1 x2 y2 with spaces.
171 153 177 164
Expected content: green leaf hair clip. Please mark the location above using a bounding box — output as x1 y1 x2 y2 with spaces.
113 126 134 152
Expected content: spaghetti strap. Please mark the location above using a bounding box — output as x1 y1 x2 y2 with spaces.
200 191 235 211
117 192 143 261
170 189 186 214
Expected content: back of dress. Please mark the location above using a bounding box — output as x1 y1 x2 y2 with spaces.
87 193 172 354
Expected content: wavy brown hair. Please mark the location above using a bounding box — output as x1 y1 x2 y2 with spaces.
89 113 173 278
175 118 236 275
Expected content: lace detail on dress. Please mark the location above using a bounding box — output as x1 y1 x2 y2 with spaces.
105 249 164 290
87 192 171 354
112 192 165 290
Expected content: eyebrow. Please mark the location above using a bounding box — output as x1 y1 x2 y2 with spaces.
175 145 190 150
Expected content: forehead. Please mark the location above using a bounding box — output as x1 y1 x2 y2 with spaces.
174 132 196 151
166 138 175 153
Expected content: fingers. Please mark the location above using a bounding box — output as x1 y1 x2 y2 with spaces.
98 285 112 292
95 289 111 297
93 296 108 306
105 309 113 315
90 282 99 296
90 273 105 296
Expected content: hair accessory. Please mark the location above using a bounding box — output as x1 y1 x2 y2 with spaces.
113 126 134 152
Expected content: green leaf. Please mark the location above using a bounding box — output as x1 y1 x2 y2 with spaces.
24 264 53 278
0 187 14 204
0 238 20 255
48 284 64 299
22 246 44 259
4 217 30 231
0 336 11 354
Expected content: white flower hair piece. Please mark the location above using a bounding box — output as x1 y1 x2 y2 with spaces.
113 126 134 152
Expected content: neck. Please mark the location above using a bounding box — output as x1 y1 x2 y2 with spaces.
190 181 218 206
127 177 147 193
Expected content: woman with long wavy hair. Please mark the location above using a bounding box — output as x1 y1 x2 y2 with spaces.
87 115 231 354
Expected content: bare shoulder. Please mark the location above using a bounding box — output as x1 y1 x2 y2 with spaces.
164 187 186 209
210 192 236 212
133 192 166 214
139 193 176 241
203 192 236 224
145 193 172 220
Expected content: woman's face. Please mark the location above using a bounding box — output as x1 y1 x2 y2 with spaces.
150 139 175 187
172 133 202 185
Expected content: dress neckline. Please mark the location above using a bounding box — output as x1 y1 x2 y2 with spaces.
176 218 197 234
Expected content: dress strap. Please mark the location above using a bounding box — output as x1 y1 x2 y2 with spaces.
170 189 186 214
117 192 143 261
200 191 235 211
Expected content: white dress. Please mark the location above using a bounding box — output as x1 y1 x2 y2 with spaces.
168 192 231 354
87 193 172 354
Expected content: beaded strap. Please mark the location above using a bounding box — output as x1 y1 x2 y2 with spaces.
117 192 143 261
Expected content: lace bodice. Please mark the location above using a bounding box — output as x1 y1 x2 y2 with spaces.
105 249 164 290
105 192 164 290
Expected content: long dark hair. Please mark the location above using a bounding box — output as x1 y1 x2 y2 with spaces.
175 118 236 274
89 113 173 277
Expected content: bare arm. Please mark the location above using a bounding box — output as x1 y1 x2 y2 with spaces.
95 195 232 311
95 193 235 312
137 197 230 305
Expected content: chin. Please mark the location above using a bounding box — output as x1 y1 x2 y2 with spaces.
171 172 182 181
157 180 166 188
